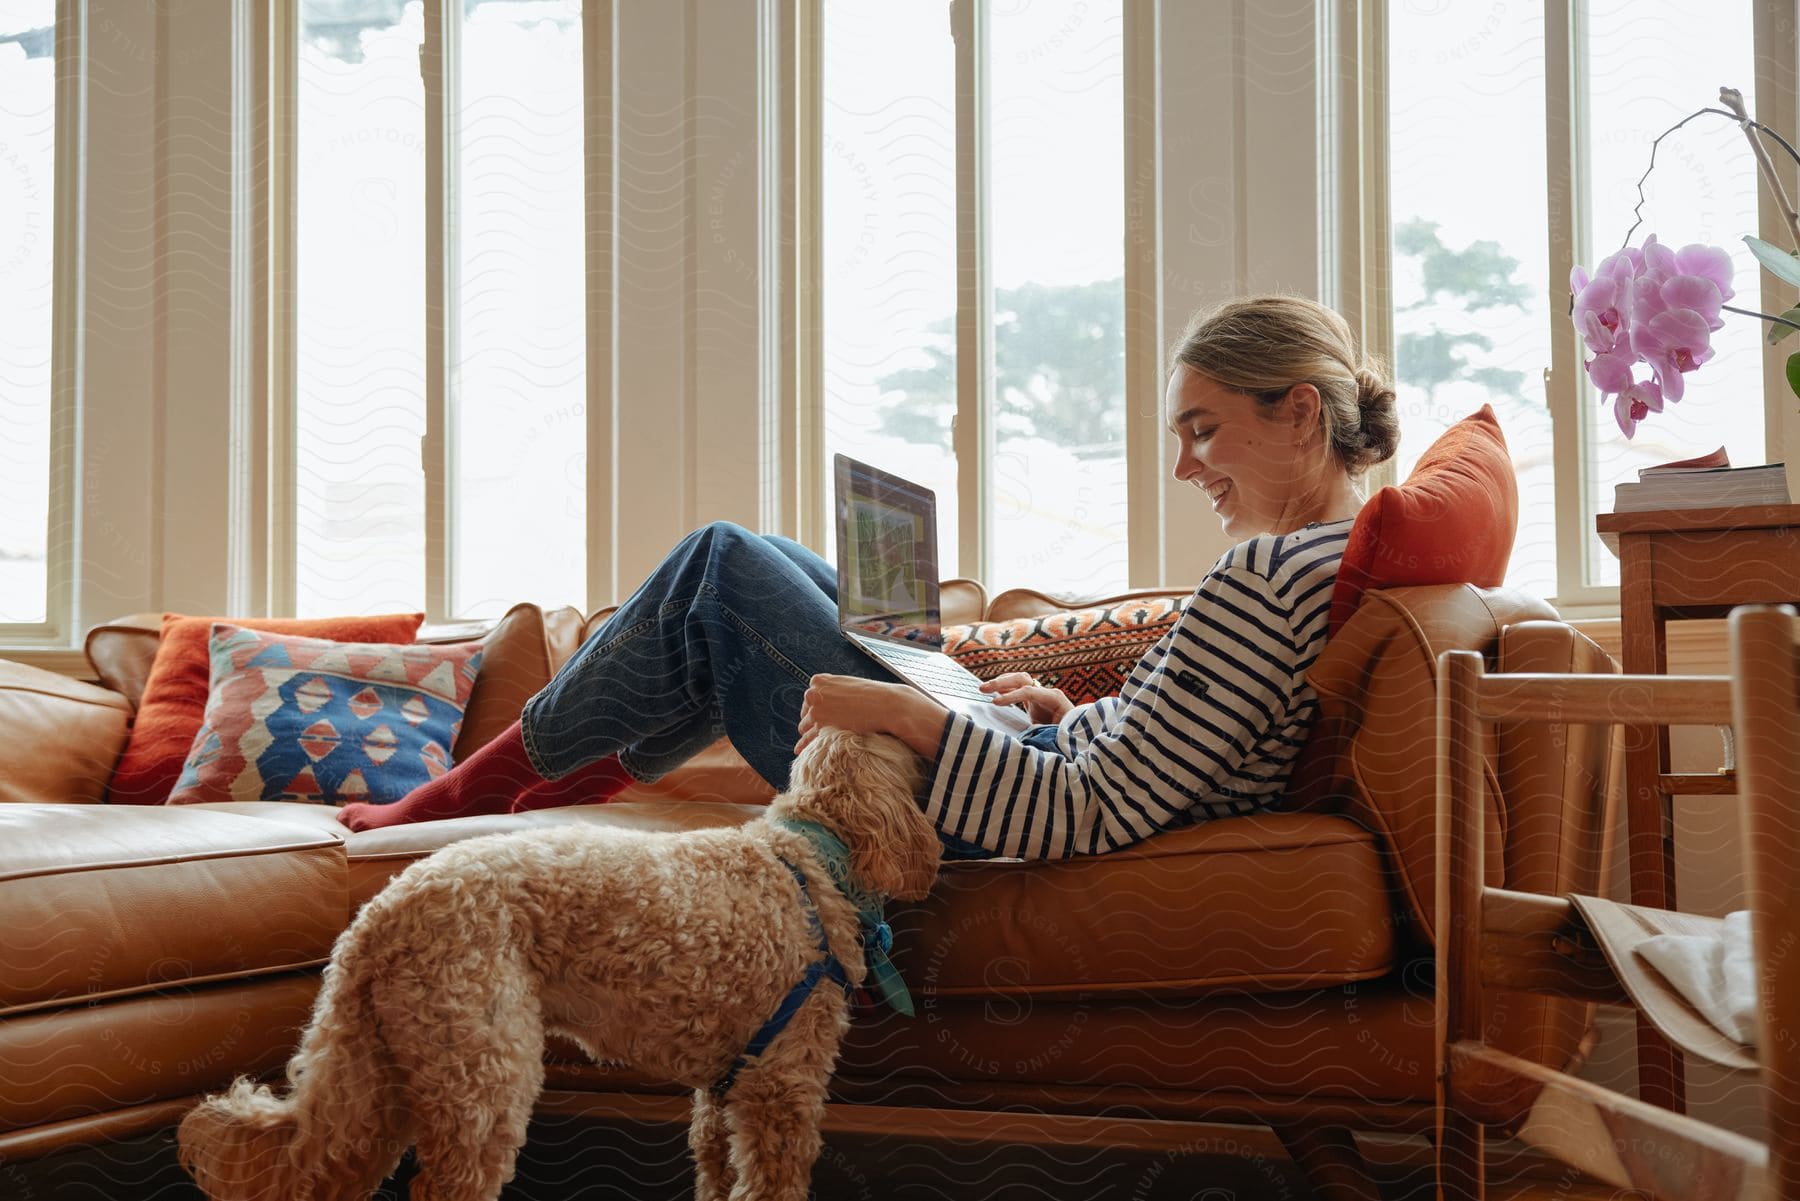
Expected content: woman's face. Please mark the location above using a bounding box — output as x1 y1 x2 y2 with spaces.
1165 363 1319 539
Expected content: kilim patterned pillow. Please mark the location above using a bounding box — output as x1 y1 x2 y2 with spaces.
943 597 1185 706
167 623 485 806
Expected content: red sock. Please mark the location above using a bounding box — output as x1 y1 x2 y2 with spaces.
509 753 637 813
336 721 634 831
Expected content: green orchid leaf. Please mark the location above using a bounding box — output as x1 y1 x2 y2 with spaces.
1786 351 1800 399
1746 235 1800 288
1767 305 1800 345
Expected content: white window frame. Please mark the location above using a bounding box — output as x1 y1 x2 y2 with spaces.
2 0 85 653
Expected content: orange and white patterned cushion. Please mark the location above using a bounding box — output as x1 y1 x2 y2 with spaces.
943 597 1184 706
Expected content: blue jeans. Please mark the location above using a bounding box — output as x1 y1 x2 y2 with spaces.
519 521 1061 857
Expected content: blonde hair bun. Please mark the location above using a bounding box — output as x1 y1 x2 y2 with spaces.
1353 365 1400 465
1170 295 1400 476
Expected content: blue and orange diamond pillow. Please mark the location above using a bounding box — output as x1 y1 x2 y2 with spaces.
168 624 485 806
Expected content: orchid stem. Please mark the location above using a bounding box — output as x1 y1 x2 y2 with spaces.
1620 97 1800 252
1722 302 1800 332
1719 87 1800 255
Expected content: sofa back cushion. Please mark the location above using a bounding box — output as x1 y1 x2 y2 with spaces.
942 578 988 627
84 618 162 710
438 603 585 759
982 585 1190 623
0 661 132 803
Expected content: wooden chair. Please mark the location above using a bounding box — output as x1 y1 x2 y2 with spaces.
1434 603 1800 1200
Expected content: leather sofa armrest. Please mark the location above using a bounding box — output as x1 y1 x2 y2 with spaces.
0 660 132 803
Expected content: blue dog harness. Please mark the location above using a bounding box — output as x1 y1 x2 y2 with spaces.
710 819 914 1097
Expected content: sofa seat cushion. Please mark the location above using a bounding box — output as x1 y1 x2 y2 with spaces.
187 799 768 908
0 806 346 1017
890 811 1395 998
196 802 1392 998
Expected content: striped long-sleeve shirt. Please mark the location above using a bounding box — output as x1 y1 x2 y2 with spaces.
923 517 1353 859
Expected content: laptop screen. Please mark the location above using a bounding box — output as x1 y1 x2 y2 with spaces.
833 455 943 648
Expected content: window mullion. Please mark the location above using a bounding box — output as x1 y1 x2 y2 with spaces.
228 0 260 616
586 0 618 602
421 0 453 620
790 0 823 551
266 0 298 616
1321 1 1394 496
42 0 85 644
952 0 991 582
1122 0 1162 588
1360 0 1392 493
1755 0 1798 475
1545 0 1589 606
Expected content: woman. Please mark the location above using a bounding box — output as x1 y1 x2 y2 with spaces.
337 295 1399 859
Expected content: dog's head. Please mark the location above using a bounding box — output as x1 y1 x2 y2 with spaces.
773 730 942 902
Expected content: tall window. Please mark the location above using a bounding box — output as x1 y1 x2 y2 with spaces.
0 4 55 626
1387 2 1770 600
819 0 1127 593
450 0 585 618
1386 3 1553 599
296 0 428 616
819 2 960 572
986 0 1126 595
293 0 585 619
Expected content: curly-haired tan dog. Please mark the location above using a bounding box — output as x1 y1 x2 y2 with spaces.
178 729 940 1201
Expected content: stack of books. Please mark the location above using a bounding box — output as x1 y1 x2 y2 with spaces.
1611 447 1792 514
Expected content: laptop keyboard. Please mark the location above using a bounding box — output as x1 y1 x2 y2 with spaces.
861 639 993 703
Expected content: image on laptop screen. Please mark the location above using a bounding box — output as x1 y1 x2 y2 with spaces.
834 456 942 647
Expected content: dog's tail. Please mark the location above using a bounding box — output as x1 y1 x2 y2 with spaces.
178 912 409 1201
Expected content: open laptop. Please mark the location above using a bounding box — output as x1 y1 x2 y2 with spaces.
833 454 1032 736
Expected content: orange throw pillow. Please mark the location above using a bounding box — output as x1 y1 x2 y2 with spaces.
106 612 424 804
1327 404 1517 634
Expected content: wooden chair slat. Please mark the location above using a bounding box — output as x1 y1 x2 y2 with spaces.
1474 674 1732 725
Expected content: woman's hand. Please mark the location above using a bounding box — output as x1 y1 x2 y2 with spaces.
977 672 1073 725
796 675 951 761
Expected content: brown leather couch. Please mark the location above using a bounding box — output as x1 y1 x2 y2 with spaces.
0 582 1618 1199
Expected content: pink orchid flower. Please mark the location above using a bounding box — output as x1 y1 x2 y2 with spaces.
1613 376 1664 438
1633 308 1716 403
1570 271 1627 354
1569 233 1735 438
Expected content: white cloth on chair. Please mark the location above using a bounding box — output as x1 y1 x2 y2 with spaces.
1635 909 1759 1048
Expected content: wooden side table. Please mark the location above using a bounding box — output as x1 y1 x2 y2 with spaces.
1594 502 1800 1113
